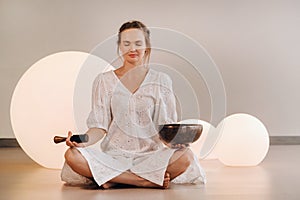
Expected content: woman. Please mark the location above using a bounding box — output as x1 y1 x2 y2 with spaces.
61 20 206 189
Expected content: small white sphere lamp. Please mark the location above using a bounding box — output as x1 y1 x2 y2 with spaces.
179 119 217 159
217 113 269 166
10 51 113 169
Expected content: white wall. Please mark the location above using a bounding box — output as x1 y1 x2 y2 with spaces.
1 0 299 138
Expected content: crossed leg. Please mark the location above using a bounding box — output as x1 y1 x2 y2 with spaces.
102 171 171 189
64 147 193 189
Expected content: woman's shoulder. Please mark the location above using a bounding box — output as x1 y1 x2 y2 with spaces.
152 70 172 87
91 70 115 88
101 70 114 77
94 70 114 80
149 69 172 82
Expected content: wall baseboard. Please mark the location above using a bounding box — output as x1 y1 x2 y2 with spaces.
269 136 300 145
0 139 20 147
1 136 300 147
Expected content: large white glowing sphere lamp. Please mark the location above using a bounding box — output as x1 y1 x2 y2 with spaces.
10 51 114 169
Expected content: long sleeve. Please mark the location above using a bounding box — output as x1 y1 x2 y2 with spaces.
154 72 178 126
86 74 111 131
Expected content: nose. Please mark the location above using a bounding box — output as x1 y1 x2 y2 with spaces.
129 44 137 52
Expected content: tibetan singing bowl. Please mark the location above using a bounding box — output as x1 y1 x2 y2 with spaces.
158 124 203 145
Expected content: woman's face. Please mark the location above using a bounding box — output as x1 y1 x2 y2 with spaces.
119 28 146 65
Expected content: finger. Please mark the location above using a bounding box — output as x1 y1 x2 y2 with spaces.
73 141 85 148
66 140 74 147
66 131 73 142
73 141 80 147
178 144 188 148
67 131 72 138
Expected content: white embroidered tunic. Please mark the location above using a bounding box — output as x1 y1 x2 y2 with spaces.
75 69 206 186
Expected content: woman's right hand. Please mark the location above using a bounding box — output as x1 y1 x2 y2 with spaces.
66 131 85 148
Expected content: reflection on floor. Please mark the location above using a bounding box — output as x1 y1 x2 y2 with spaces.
1 146 300 200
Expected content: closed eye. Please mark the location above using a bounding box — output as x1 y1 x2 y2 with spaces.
136 41 143 46
123 41 130 46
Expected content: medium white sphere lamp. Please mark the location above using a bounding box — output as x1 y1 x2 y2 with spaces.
179 119 217 159
216 113 270 166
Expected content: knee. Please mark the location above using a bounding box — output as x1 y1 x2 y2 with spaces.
64 148 77 166
177 148 194 171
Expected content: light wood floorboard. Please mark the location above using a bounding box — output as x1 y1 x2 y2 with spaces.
0 146 299 200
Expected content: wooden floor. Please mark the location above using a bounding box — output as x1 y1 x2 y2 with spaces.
1 146 300 200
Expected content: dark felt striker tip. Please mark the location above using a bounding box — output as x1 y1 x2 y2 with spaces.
70 134 89 143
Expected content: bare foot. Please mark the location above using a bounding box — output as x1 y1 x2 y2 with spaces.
102 182 117 189
140 172 170 189
162 172 170 189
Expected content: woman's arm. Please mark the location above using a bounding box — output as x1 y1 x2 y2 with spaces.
66 128 106 147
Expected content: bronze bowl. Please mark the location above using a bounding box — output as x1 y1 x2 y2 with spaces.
158 124 203 146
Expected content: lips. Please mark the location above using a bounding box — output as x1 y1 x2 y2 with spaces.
128 53 138 58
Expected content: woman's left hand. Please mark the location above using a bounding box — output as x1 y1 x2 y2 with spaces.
168 143 190 149
66 131 86 148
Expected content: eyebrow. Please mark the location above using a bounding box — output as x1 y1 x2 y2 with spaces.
122 40 143 43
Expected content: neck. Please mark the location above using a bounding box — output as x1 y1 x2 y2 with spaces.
122 60 144 71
